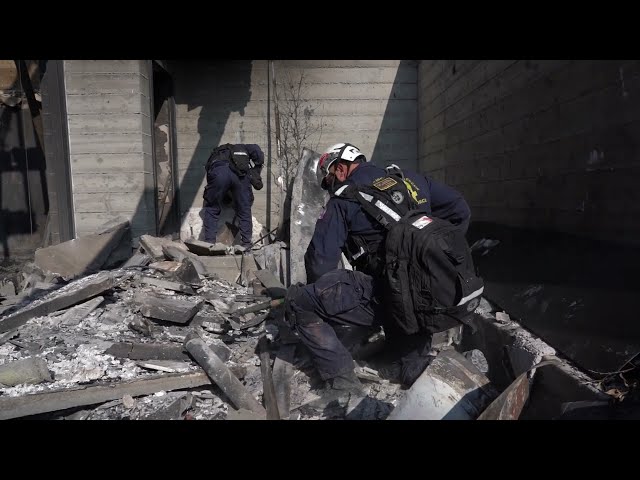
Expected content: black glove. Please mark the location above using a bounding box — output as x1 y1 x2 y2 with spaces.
249 168 263 190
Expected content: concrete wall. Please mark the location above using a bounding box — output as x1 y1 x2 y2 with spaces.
418 60 640 245
171 60 418 231
64 60 155 238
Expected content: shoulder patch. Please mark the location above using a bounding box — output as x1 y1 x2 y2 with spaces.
391 191 404 204
372 176 398 191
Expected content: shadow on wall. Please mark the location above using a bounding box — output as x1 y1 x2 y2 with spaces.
113 61 254 242
467 220 640 373
370 60 418 171
1 101 49 259
162 60 253 240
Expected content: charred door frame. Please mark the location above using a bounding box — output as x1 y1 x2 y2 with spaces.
40 59 75 242
150 60 179 236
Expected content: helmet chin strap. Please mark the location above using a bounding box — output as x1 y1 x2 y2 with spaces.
321 173 335 191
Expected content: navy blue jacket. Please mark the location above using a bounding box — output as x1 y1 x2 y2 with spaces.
304 163 470 283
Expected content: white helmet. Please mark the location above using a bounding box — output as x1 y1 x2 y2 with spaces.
318 143 366 176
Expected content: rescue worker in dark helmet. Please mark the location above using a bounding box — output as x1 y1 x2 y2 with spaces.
202 143 264 248
284 142 472 395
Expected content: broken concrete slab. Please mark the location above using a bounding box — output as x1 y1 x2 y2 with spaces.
191 255 243 284
0 356 53 387
289 148 326 285
0 272 115 334
238 254 258 287
0 371 211 420
57 296 105 326
105 342 190 361
184 239 228 256
34 220 130 280
143 393 195 420
0 281 16 298
133 293 202 325
387 349 498 420
162 246 207 277
140 277 195 295
0 329 18 347
173 258 202 286
140 235 188 261
123 252 152 268
148 260 183 274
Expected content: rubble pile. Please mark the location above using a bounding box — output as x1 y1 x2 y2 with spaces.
1 218 630 420
0 232 403 421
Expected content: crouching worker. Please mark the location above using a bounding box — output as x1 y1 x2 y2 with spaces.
285 142 483 396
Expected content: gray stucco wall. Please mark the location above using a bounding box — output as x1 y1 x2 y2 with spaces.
64 60 155 238
171 60 418 231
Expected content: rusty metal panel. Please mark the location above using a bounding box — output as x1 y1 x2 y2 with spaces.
477 373 530 420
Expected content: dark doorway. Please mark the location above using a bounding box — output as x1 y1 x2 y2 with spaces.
0 60 49 260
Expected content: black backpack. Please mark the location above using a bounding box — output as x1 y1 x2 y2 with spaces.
205 143 252 177
343 168 484 335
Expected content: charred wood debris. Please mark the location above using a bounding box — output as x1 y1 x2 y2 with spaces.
0 221 401 421
1 219 637 420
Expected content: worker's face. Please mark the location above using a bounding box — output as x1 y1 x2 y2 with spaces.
320 161 353 191
332 162 350 183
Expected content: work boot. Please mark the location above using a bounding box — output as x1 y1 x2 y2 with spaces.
304 369 366 411
327 369 366 396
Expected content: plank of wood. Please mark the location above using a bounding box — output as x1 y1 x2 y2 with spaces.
105 342 190 361
0 372 210 420
254 270 286 299
258 337 280 420
0 273 114 334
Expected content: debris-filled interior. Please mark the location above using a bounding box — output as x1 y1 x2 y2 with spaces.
1 155 636 421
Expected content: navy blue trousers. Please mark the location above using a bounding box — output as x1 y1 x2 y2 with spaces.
203 162 254 246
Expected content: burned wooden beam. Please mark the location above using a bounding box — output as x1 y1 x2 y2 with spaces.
236 312 269 330
134 293 202 324
0 272 115 334
139 277 195 295
123 252 152 268
105 342 190 361
0 329 18 347
57 296 105 326
272 344 296 420
162 246 207 276
235 295 270 303
0 372 211 420
185 336 266 416
257 337 280 420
